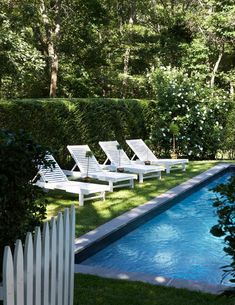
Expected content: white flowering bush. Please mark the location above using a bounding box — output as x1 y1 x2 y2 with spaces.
149 66 231 159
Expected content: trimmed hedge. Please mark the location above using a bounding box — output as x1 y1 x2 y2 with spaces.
0 98 155 166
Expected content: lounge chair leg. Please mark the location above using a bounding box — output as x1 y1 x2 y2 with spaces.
139 173 143 183
182 163 186 171
79 193 84 206
166 165 170 174
130 179 134 189
102 191 105 201
109 181 114 192
158 172 161 180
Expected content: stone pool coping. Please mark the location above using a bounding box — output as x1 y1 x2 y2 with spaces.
75 163 233 294
75 264 228 294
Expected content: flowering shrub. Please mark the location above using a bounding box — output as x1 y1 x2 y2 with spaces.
149 66 231 159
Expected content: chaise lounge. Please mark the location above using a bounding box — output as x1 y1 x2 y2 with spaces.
67 145 137 191
35 154 109 206
126 139 188 174
99 140 164 183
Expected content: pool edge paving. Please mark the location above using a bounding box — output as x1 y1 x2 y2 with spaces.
74 163 233 294
75 264 228 294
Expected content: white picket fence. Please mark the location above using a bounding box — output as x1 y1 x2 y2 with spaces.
0 206 75 305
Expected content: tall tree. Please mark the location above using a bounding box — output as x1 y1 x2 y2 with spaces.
1 0 63 97
38 0 61 97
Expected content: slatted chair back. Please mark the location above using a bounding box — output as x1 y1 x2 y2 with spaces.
126 139 158 162
99 141 131 166
39 154 68 183
67 145 103 174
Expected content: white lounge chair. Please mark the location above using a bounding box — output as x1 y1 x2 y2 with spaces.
35 154 109 206
67 145 137 191
126 139 188 174
99 140 164 183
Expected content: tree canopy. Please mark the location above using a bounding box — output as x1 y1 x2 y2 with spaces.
0 0 234 99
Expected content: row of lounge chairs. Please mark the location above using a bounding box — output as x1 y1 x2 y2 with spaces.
35 139 188 206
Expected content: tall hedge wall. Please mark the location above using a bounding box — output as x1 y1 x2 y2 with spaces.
0 98 155 166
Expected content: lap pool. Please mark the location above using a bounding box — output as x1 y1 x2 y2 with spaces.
77 167 235 287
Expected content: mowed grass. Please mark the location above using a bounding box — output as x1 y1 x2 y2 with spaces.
46 161 225 237
74 273 234 305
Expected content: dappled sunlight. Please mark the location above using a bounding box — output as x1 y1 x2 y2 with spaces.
117 273 130 280
154 276 168 284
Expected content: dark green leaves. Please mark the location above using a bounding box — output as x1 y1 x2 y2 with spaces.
211 175 235 283
85 150 93 158
0 129 52 274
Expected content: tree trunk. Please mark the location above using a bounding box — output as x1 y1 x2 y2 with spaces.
123 45 131 94
48 43 58 98
210 48 223 88
230 82 234 96
39 0 61 98
122 16 134 98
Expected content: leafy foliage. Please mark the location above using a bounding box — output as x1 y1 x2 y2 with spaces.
220 107 235 159
210 174 235 283
0 129 52 274
149 66 231 159
0 12 46 98
1 0 234 98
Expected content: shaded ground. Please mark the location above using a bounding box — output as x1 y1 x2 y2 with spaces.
74 273 234 305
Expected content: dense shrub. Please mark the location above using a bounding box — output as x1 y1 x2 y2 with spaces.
0 98 153 165
0 96 233 163
210 175 235 285
0 129 52 275
149 66 232 159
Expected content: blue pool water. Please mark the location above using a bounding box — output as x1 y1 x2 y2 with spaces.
82 172 234 285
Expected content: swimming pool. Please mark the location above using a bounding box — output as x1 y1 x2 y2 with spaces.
79 169 234 286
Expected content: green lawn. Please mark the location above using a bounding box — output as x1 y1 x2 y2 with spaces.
46 161 223 237
74 274 234 305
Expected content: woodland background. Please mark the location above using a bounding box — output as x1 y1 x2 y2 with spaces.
0 0 235 160
1 0 234 99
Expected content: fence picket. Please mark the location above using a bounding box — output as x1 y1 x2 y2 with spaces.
14 240 24 305
34 227 42 305
3 246 15 305
50 218 57 305
24 233 33 305
57 212 64 305
42 222 50 305
69 206 75 305
63 209 70 305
